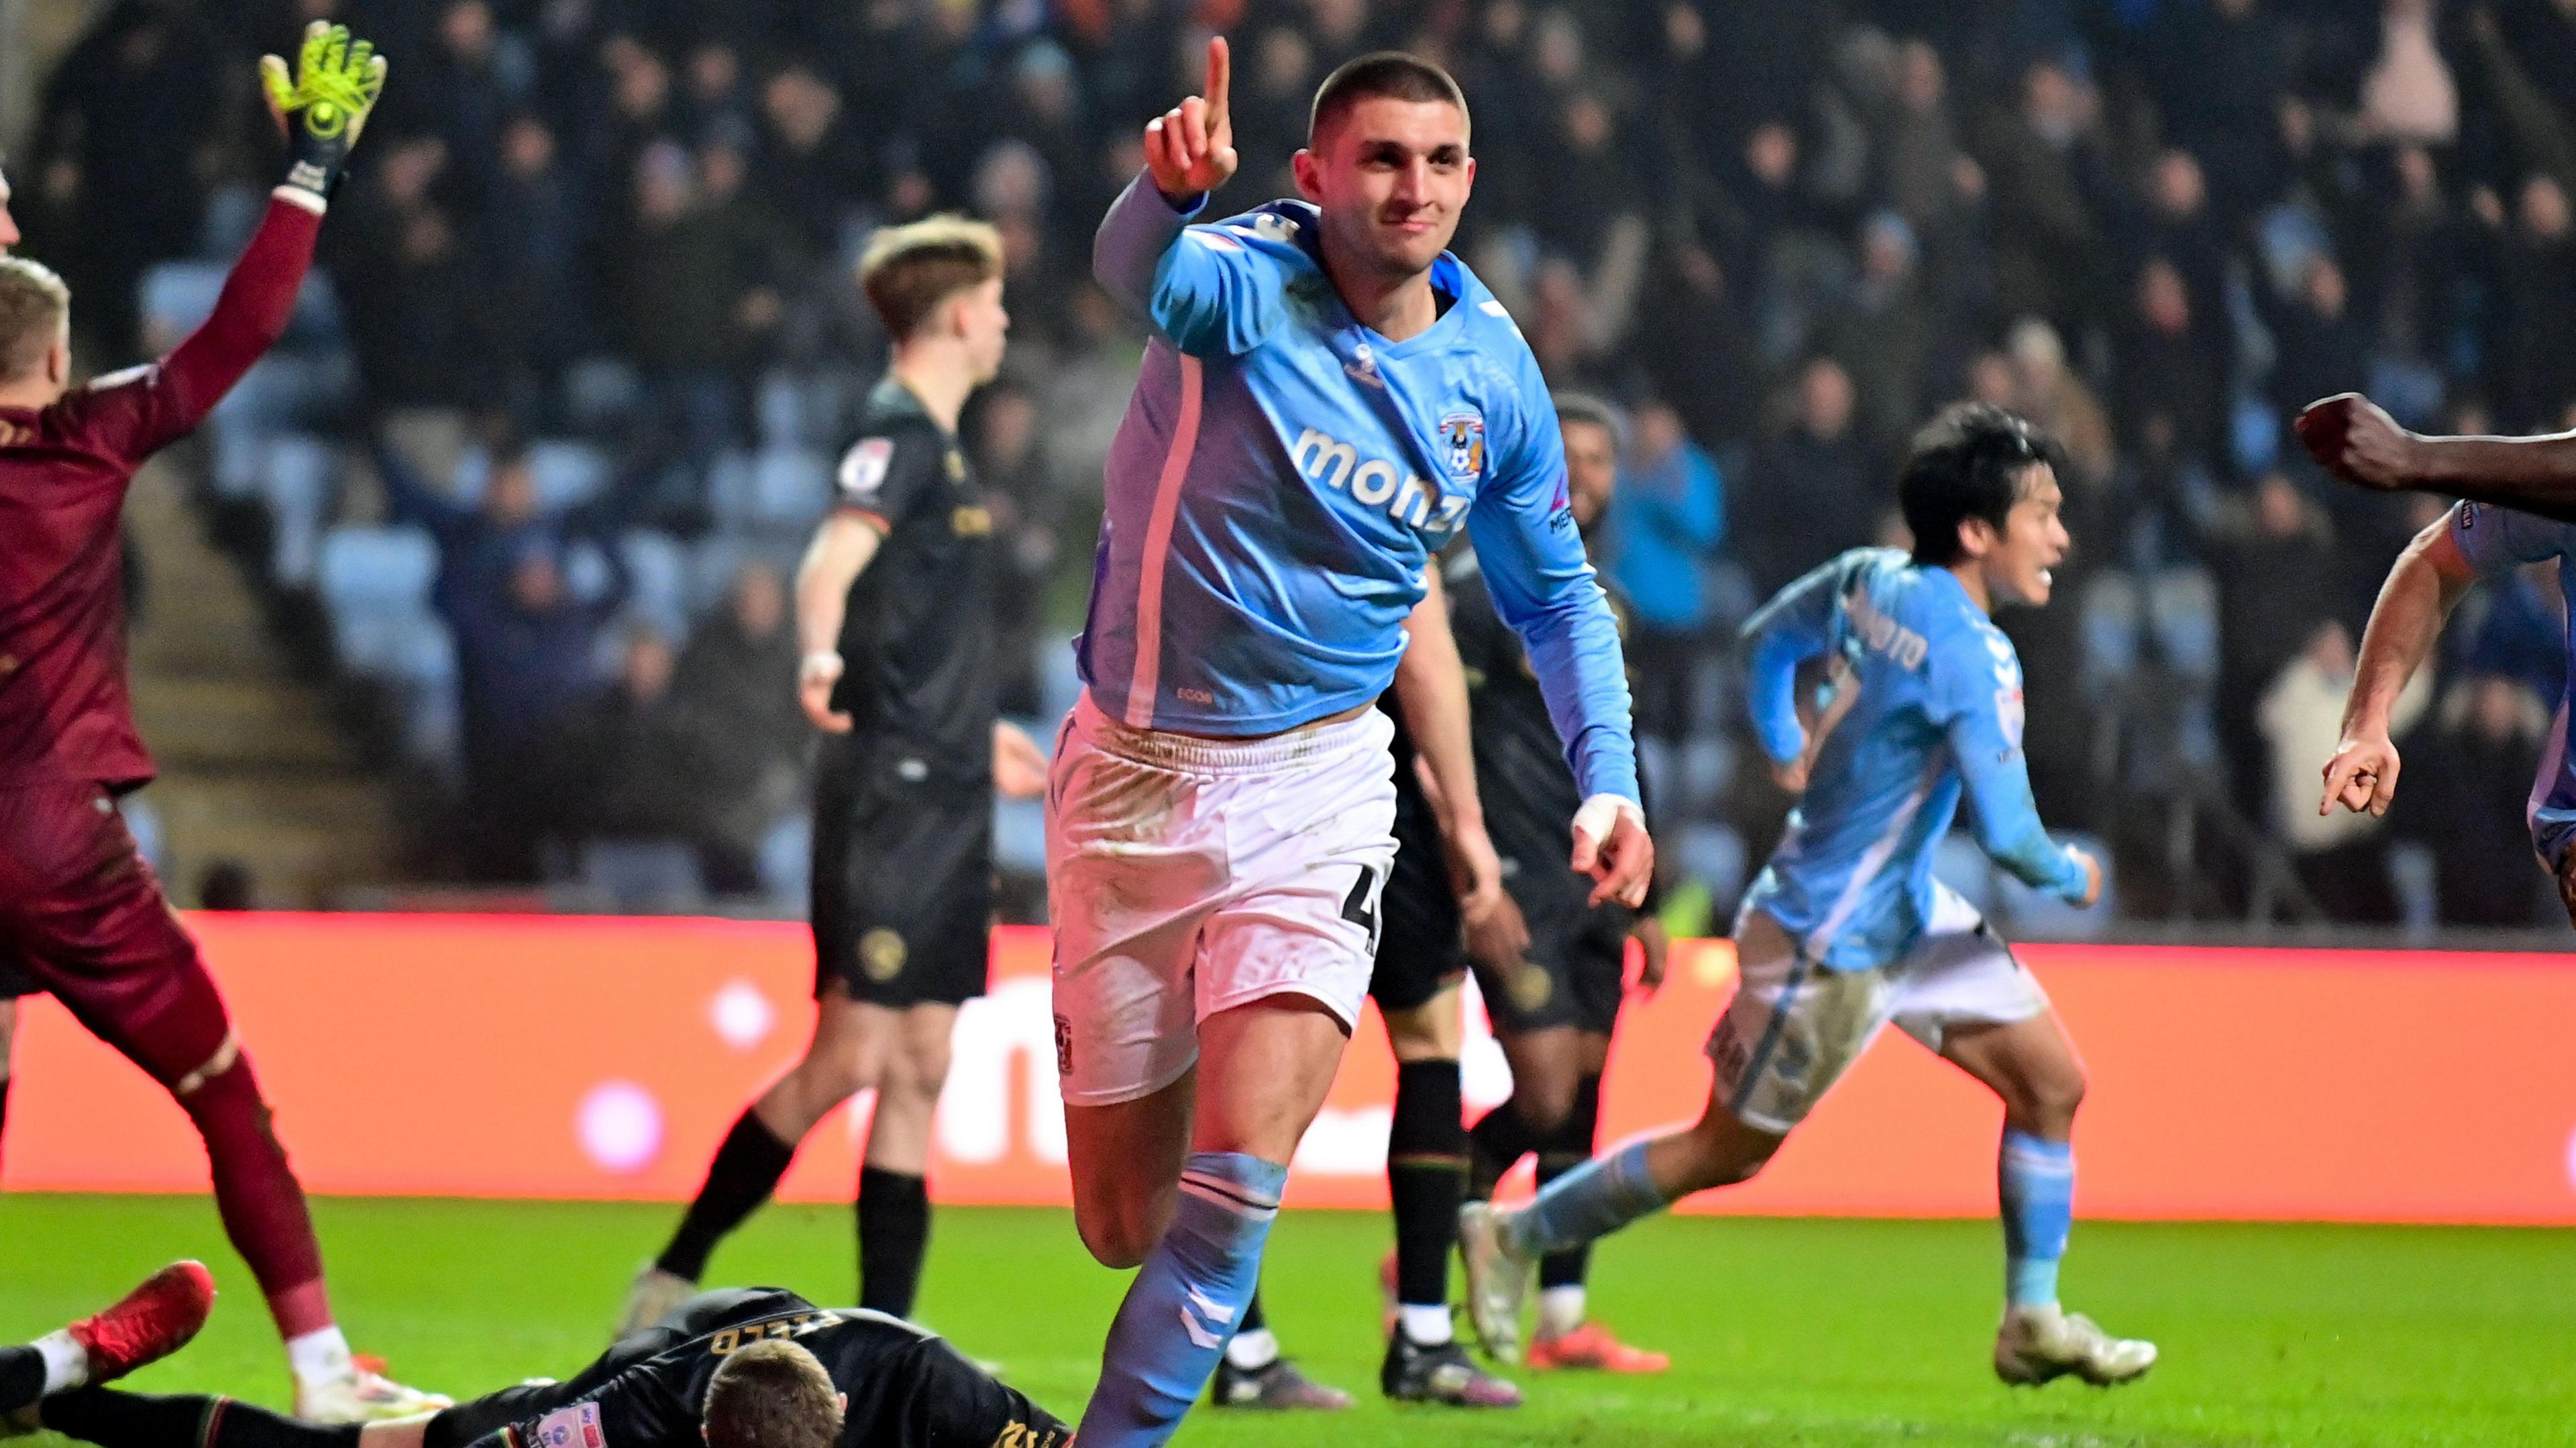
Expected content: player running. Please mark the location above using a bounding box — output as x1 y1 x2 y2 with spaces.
622 217 1045 1334
1451 393 1668 1376
30 1286 1065 1448
2296 392 2576 922
1459 405 2155 1388
1053 40 1652 1447
0 25 441 1421
1 1262 214 1420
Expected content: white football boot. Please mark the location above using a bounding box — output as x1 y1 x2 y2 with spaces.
294 1355 451 1423
1454 1201 1534 1365
1993 1304 2157 1387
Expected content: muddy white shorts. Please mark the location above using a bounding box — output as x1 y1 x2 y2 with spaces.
1707 884 2050 1134
1046 691 1399 1106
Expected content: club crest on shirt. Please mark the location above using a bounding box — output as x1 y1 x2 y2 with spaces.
1439 409 1486 481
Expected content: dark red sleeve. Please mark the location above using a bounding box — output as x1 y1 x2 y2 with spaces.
58 191 322 463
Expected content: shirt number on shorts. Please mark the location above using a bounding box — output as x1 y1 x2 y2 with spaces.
1341 865 1385 953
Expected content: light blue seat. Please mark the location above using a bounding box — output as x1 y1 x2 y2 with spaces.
580 839 707 913
705 449 761 531
1675 822 1746 910
564 357 643 433
139 262 225 342
259 434 339 586
121 794 166 877
621 531 690 642
757 812 812 907
749 445 829 530
317 525 438 619
527 439 611 511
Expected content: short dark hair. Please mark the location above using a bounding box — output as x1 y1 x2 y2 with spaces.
1898 402 2064 567
1552 390 1626 452
857 213 1002 343
702 1341 841 1448
1308 52 1468 143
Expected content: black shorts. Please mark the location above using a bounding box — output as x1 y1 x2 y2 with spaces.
1368 779 1464 1013
1470 886 1629 1038
425 1290 810 1448
0 958 35 999
812 738 992 1008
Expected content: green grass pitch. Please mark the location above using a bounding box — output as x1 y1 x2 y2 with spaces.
3 1194 2571 1447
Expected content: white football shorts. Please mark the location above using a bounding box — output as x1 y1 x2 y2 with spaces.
1707 884 2049 1134
1046 691 1398 1106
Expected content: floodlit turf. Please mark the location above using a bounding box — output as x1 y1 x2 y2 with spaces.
3 1195 2571 1447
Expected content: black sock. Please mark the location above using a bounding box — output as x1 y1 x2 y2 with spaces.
1 1072 13 1180
1466 1101 1538 1203
1387 1059 1464 1313
1537 1075 1604 1291
0 1345 42 1416
655 1111 796 1282
855 1166 931 1319
1238 1289 1266 1335
44 1391 360 1448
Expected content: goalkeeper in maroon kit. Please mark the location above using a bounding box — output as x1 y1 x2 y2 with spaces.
0 24 441 1422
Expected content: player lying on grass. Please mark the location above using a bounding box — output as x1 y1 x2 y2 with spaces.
0 1262 215 1419
25 1288 1065 1448
1459 404 2156 1388
2296 392 2576 924
0 25 440 1420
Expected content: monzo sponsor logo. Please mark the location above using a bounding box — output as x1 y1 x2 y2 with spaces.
1289 427 1471 535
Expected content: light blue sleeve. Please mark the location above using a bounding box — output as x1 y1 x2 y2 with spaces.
1464 372 1640 803
2447 500 2571 577
1091 173 1288 357
1931 627 2090 900
1738 554 1846 767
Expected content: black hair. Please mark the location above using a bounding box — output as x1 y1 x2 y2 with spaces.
1552 390 1625 451
1308 52 1469 143
1898 402 2064 567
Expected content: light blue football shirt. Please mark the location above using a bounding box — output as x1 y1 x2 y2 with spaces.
1741 548 2090 971
1079 174 1637 803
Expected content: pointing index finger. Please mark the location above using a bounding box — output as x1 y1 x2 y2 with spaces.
1205 36 1231 125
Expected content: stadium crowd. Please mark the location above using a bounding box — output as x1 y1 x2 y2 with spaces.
11 0 2576 927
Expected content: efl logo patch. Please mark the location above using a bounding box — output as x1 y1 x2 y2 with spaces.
1438 410 1486 481
533 1403 602 1448
1996 685 2027 752
837 437 894 506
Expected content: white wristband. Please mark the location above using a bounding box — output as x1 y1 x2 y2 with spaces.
1572 793 1644 842
800 651 842 681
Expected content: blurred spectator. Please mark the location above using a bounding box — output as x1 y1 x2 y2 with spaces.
2259 619 2427 922
2263 256 2372 425
970 382 1062 716
2115 259 2224 471
2213 474 2341 812
444 541 628 879
1606 399 1726 745
483 115 592 408
671 563 806 892
2497 176 2576 431
566 624 711 844
2004 318 2114 488
612 142 777 474
2149 0 2290 224
2398 675 2552 927
2356 0 2456 146
1977 60 2112 340
1740 356 1879 596
1819 211 1936 451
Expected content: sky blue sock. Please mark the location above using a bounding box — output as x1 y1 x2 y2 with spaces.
1076 1152 1286 1448
1999 1130 2074 1307
1509 1137 1667 1258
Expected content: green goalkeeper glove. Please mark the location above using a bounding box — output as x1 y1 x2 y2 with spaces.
260 21 387 202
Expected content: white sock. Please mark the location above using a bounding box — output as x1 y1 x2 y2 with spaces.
1538 1285 1587 1339
33 1331 87 1394
284 1326 352 1386
1222 1327 1279 1371
1397 1304 1452 1346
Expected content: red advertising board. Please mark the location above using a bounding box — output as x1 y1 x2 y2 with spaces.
5 916 2573 1223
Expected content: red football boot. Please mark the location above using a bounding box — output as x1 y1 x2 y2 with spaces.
66 1262 217 1386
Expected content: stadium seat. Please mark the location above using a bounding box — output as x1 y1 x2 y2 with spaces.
258 434 340 587
562 357 643 434
317 525 439 618
755 370 810 449
138 262 226 347
121 795 166 878
579 839 708 913
756 813 811 906
705 450 760 531
527 439 612 512
1674 822 1747 911
620 531 691 643
995 797 1046 877
748 445 830 530
1036 641 1084 728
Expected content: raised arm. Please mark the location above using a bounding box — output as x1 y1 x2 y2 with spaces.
2296 392 2576 526
2320 514 2484 817
1092 38 1287 355
68 25 384 460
